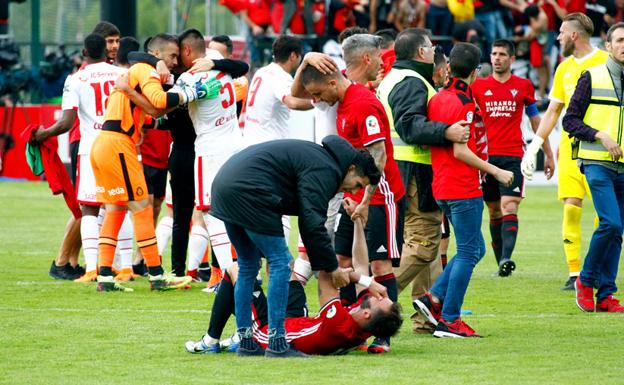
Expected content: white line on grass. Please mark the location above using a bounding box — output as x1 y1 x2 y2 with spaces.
0 307 211 314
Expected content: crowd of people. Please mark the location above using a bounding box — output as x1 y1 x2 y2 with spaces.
28 10 624 359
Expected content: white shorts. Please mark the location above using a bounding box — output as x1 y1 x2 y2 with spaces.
165 172 173 208
76 154 100 206
194 154 228 210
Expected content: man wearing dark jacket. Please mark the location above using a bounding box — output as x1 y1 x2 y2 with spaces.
377 28 470 325
211 135 381 358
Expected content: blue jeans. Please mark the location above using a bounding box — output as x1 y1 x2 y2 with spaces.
430 198 486 322
225 222 293 340
475 11 509 56
581 164 624 301
426 4 454 37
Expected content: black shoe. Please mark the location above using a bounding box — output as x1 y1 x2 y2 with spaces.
197 262 211 282
71 264 86 276
264 346 309 358
561 276 577 291
498 259 516 277
237 345 266 357
49 261 68 280
132 262 148 277
62 264 82 280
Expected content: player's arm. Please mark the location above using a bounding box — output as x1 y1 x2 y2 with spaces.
453 142 514 187
188 58 250 79
32 109 77 143
292 52 339 99
521 100 563 179
283 94 314 110
388 77 469 145
527 103 555 176
352 139 386 223
114 72 166 118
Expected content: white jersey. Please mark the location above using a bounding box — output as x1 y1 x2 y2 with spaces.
312 101 338 144
174 70 243 156
243 62 294 145
61 62 126 155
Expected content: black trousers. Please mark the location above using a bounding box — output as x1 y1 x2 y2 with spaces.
169 143 196 276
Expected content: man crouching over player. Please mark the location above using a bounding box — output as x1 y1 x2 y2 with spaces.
185 213 402 356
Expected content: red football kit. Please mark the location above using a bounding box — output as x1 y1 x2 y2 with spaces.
253 297 372 355
428 78 485 200
471 75 536 157
336 83 405 205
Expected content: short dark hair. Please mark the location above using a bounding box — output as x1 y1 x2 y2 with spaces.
338 26 368 44
92 21 120 38
523 4 541 20
375 28 397 49
564 13 594 38
147 33 179 53
607 22 624 42
352 149 381 186
492 39 515 57
362 298 403 339
84 33 106 60
178 28 206 53
116 36 140 65
449 42 481 78
272 35 303 63
211 35 233 55
300 64 337 86
395 28 431 60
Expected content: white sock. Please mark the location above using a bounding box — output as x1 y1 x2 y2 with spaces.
97 207 105 230
80 215 99 272
293 257 312 286
188 225 209 271
156 215 173 257
203 213 234 271
116 212 134 270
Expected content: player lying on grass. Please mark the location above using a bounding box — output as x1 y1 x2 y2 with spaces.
185 212 403 356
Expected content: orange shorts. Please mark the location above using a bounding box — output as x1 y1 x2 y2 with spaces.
90 131 148 203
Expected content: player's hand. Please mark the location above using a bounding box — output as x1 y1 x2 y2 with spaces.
521 136 543 180
114 72 131 93
444 120 470 143
367 280 388 300
251 25 264 36
189 57 215 73
304 52 338 74
330 267 353 288
495 168 514 187
543 154 555 180
32 125 48 143
195 77 222 100
596 132 623 161
369 66 384 90
156 60 171 84
351 202 369 227
342 197 358 216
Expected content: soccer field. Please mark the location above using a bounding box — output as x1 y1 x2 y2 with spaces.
1 181 622 385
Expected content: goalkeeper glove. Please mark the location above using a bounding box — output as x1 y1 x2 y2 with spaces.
521 136 544 181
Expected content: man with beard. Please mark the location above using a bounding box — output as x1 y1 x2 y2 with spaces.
521 13 608 290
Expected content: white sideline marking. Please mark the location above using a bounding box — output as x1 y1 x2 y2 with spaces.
16 281 64 285
0 307 211 314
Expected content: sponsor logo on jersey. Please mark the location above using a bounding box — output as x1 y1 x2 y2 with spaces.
484 90 493 96
365 115 380 135
96 186 105 193
108 187 125 196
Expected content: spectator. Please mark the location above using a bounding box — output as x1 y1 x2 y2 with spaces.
389 0 427 31
427 0 454 38
585 0 617 45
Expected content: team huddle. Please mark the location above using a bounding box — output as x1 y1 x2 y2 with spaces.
33 12 624 358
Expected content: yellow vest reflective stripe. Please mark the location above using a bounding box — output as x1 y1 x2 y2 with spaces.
578 64 624 163
377 68 436 165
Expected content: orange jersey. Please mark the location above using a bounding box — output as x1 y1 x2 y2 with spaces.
234 76 249 103
103 63 170 144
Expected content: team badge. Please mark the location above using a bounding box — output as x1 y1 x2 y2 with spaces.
466 111 474 123
510 89 518 98
326 305 337 319
365 115 380 135
136 187 144 197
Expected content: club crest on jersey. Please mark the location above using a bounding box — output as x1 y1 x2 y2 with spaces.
365 115 380 135
326 305 337 319
510 89 518 98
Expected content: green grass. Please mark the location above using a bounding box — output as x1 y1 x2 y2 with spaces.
1 182 622 385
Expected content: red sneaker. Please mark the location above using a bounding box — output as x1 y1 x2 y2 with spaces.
574 277 595 312
433 318 482 338
413 293 442 325
596 295 624 312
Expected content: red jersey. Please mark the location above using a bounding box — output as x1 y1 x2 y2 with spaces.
471 75 536 157
253 297 371 355
336 83 405 205
140 128 172 169
428 78 483 200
